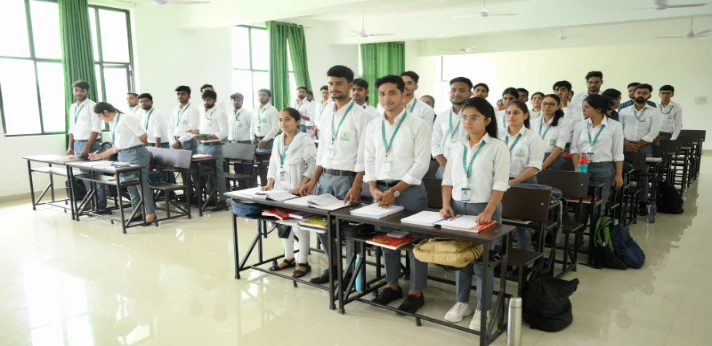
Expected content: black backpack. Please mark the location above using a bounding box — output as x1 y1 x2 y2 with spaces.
611 224 645 269
523 252 580 332
656 182 684 214
65 179 87 201
592 217 628 270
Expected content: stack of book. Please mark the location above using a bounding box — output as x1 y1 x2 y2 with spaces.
261 208 295 220
306 194 348 211
298 216 331 234
434 216 497 233
366 232 418 250
351 204 404 219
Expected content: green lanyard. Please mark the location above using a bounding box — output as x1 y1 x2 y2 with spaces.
587 123 605 148
448 109 461 140
505 132 522 153
176 103 190 126
233 109 242 122
73 104 85 124
632 108 646 122
659 104 673 116
277 134 295 168
111 114 122 143
538 118 551 140
409 99 417 112
257 107 264 123
319 103 327 116
462 141 486 179
381 111 408 158
330 101 355 145
144 108 154 130
295 101 303 110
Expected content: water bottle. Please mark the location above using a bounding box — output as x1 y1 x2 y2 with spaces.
507 297 523 346
647 200 656 223
578 152 589 173
355 254 364 292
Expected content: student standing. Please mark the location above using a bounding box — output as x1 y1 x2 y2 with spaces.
601 89 622 122
473 83 489 98
432 77 472 179
262 108 317 278
310 85 331 138
497 88 520 129
169 85 200 154
420 95 435 109
440 97 509 330
377 71 436 124
192 90 229 209
293 86 312 133
228 93 252 144
251 89 280 151
553 80 574 118
89 102 156 223
137 93 168 148
532 94 573 171
619 82 657 111
496 99 504 111
517 88 529 103
364 75 432 314
658 85 683 140
126 93 140 118
200 84 228 114
352 78 380 120
530 92 544 120
570 71 604 126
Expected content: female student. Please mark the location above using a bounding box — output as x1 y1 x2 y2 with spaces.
497 88 520 129
499 101 545 251
88 102 156 224
530 92 545 120
531 94 573 171
601 88 622 122
261 108 317 278
439 97 510 331
570 94 624 207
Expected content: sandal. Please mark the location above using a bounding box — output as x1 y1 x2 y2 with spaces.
269 258 295 271
292 263 312 278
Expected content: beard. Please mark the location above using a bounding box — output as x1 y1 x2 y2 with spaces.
634 97 646 104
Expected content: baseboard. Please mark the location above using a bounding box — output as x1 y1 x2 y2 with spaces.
0 189 68 203
703 149 712 156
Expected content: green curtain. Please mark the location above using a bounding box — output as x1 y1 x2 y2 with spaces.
266 21 290 111
58 0 97 142
285 24 312 92
360 42 405 107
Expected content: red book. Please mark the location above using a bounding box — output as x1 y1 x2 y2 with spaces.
366 234 419 250
261 208 295 220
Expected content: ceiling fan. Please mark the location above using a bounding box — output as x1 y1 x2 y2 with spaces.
558 29 585 40
656 18 710 39
630 0 708 11
349 7 394 38
439 46 476 53
453 0 517 19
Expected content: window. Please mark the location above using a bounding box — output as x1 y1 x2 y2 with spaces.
231 26 294 111
0 0 133 136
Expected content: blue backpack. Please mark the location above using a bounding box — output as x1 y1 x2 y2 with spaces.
611 224 645 269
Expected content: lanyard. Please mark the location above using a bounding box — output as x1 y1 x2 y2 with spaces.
233 109 242 122
538 118 551 140
176 103 190 126
587 123 605 148
111 114 121 143
144 108 154 130
330 100 355 145
659 104 673 116
73 104 85 124
204 109 215 122
278 134 296 168
320 103 327 116
409 99 417 112
632 108 646 122
448 109 461 140
295 101 303 110
505 132 522 153
257 106 265 123
381 112 408 157
462 141 486 179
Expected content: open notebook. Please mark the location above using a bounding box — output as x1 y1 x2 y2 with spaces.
434 216 497 233
351 203 404 219
400 211 447 226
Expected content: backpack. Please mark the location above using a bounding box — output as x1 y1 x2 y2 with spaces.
611 224 645 269
523 252 580 332
592 217 628 270
65 179 87 201
656 182 684 214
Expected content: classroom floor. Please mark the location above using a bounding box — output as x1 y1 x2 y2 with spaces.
1 163 711 346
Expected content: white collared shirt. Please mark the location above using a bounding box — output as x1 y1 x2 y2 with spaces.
498 126 545 178
293 99 313 126
250 103 280 141
267 132 317 191
315 100 370 172
530 110 543 121
312 100 332 128
530 115 573 153
496 109 507 129
169 103 200 143
658 101 683 140
68 99 102 140
357 102 380 120
109 113 146 150
619 104 662 143
442 133 510 203
364 109 432 185
431 107 465 160
228 108 252 141
569 90 591 126
378 98 435 124
198 106 229 142
139 108 169 143
570 117 625 163
128 105 141 118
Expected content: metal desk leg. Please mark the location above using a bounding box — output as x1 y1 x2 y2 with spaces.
27 160 36 210
49 164 55 202
67 166 76 220
480 244 491 346
328 215 336 311
117 176 127 234
233 213 240 279
195 163 204 216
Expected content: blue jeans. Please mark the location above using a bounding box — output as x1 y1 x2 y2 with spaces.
118 146 155 215
510 176 537 251
198 143 226 202
74 140 107 209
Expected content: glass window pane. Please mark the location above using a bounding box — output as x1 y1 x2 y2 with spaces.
0 0 30 57
102 65 129 113
232 27 250 69
88 9 100 62
232 69 253 111
30 0 61 59
250 29 269 71
98 10 130 63
286 44 293 72
94 64 104 102
0 59 41 135
288 73 296 106
36 62 65 133
252 71 269 104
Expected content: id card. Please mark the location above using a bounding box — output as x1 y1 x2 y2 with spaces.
326 148 335 160
279 170 287 182
461 188 471 202
381 160 392 174
257 125 262 133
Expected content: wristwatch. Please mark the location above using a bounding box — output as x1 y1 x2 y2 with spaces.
390 188 400 198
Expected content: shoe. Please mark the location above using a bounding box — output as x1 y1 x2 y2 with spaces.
309 267 335 284
469 310 491 331
396 293 425 314
372 286 403 305
638 204 649 216
215 201 228 210
96 209 112 215
444 302 474 323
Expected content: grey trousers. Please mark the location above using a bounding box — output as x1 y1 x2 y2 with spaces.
198 143 226 202
452 201 502 311
74 140 107 209
316 173 356 263
118 146 155 215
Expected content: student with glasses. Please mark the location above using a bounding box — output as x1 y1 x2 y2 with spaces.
532 94 573 171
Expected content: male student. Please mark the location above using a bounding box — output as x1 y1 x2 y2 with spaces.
127 93 140 118
250 89 280 186
137 93 168 148
377 71 435 124
169 85 200 154
364 74 431 314
293 86 312 133
619 82 657 111
66 80 108 214
657 85 683 140
570 71 604 125
473 83 489 98
420 95 435 109
517 88 529 103
190 90 229 209
432 77 472 179
299 65 370 284
310 85 332 138
200 84 228 114
553 80 573 117
228 93 252 143
619 83 662 215
352 78 380 120
306 90 314 102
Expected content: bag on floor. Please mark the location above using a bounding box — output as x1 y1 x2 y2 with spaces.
656 181 684 214
592 217 628 270
611 224 645 269
413 238 483 268
523 253 579 332
65 179 87 201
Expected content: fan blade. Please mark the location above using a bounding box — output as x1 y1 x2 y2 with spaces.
695 29 712 36
453 14 480 19
464 46 476 50
488 13 517 16
171 1 211 4
668 4 708 8
439 49 460 52
349 30 361 35
367 33 394 36
655 36 684 38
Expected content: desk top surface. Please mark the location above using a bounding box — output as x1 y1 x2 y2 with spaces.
23 154 81 165
226 192 333 216
65 160 141 173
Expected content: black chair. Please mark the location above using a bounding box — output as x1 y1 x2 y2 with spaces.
148 147 193 220
423 177 443 210
425 160 440 178
223 143 257 190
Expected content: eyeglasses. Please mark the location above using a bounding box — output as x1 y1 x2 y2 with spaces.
541 102 557 107
461 115 483 122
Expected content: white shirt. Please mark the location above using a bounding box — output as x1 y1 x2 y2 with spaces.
198 106 229 142
569 90 591 126
498 126 545 178
530 110 543 121
315 100 371 172
658 101 683 140
312 100 332 128
570 117 625 163
357 102 380 120
267 132 317 191
109 113 146 150
169 103 200 143
293 99 313 126
228 108 252 141
139 108 169 144
442 133 510 203
530 115 573 153
250 103 280 141
619 104 662 143
128 105 141 118
431 107 465 160
378 98 435 124
364 109 432 185
496 109 507 129
68 99 102 140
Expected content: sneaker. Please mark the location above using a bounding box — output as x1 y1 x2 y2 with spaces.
469 309 491 331
444 302 474 323
396 293 425 314
372 286 403 305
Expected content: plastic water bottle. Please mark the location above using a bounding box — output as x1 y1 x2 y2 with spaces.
578 152 589 173
355 254 364 292
647 201 656 223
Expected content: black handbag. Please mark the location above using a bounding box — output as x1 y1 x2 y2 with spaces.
523 252 579 332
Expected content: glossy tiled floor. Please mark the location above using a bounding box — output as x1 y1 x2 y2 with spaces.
1 163 711 346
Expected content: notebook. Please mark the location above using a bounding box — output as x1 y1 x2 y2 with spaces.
306 194 348 211
366 234 418 250
350 203 404 219
288 211 316 220
435 216 497 233
400 211 447 226
228 187 262 199
284 195 315 207
263 191 298 202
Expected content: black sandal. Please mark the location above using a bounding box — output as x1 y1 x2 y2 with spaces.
269 258 295 271
292 263 312 278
